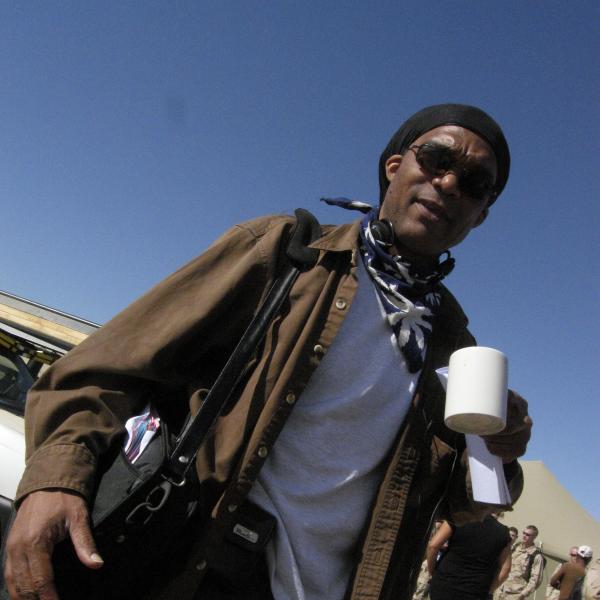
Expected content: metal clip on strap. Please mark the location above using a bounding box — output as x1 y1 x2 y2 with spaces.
125 480 172 527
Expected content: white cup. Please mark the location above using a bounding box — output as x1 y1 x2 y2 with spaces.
444 346 508 435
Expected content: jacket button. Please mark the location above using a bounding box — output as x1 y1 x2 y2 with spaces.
196 560 207 571
258 446 268 458
313 344 324 354
285 392 296 405
227 503 238 513
335 298 347 310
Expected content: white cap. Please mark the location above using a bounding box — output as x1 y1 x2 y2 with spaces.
578 545 593 559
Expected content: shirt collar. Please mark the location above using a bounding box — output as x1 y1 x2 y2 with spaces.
307 217 469 330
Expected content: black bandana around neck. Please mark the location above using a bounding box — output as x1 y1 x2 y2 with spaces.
322 197 454 373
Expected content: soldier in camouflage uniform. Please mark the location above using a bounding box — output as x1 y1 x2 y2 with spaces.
497 526 544 600
584 556 600 600
412 559 432 600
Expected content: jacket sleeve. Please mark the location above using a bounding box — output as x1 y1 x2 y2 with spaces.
16 216 293 504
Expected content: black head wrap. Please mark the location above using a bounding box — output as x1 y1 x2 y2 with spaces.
378 103 510 204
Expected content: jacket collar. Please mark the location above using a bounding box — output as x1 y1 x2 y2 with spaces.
309 218 469 331
308 219 362 253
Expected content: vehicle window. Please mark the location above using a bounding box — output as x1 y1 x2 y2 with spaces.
0 348 34 416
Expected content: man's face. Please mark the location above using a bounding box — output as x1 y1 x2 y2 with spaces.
509 530 518 543
569 547 579 563
522 528 537 547
379 125 498 258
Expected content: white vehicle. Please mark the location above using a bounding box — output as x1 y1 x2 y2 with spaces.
0 291 98 542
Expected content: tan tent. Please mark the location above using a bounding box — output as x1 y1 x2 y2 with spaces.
499 460 600 599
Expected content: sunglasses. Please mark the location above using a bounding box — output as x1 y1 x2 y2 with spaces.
409 142 497 201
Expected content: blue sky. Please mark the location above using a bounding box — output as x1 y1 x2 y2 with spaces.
2 2 599 523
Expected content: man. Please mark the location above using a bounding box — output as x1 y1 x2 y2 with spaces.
584 554 600 600
550 545 593 600
509 527 519 549
4 104 532 600
497 525 544 600
412 559 433 600
546 547 580 600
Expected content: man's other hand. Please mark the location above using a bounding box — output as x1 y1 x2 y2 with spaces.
4 490 103 600
482 390 532 462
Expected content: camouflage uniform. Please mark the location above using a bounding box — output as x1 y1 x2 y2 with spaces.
496 542 544 600
412 560 431 600
584 558 600 600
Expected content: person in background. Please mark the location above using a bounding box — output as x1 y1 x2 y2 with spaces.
412 558 433 600
508 527 519 549
497 525 544 600
546 547 580 600
550 545 593 600
583 554 600 600
427 514 512 600
412 521 447 600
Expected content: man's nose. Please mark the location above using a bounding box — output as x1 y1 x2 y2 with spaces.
433 171 461 197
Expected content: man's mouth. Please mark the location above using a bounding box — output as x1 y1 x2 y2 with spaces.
415 198 449 222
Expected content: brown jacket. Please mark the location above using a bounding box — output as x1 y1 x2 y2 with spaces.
18 215 522 600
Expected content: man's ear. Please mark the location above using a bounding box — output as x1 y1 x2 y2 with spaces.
473 207 489 228
385 154 403 182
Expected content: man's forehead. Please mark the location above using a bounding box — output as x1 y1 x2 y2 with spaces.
415 125 498 173
416 125 494 151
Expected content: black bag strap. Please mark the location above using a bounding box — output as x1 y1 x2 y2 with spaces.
165 209 321 483
524 548 545 581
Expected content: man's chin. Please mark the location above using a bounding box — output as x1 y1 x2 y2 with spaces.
393 239 445 263
394 227 447 259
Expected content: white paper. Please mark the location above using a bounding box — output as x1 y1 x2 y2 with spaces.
463 434 511 504
436 367 511 505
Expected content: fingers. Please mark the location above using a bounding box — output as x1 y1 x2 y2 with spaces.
67 503 103 570
5 526 58 600
483 424 531 461
482 390 533 462
4 490 102 600
4 543 29 599
506 390 529 422
484 432 529 462
23 546 59 600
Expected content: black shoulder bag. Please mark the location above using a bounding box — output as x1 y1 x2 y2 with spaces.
5 209 321 600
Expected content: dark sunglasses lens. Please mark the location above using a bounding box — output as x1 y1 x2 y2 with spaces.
417 144 454 172
461 168 495 198
416 144 495 199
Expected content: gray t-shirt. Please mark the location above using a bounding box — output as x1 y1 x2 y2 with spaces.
248 260 420 600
